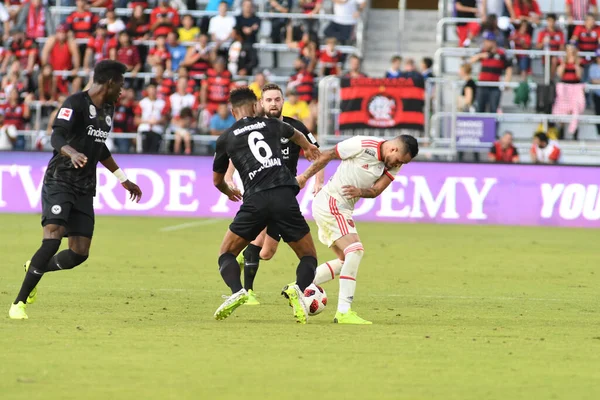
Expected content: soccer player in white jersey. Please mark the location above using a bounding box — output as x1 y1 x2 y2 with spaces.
297 135 419 324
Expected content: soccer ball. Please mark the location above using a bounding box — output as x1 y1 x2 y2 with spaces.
303 284 327 316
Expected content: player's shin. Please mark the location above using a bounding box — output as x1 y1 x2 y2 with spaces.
314 259 343 285
46 250 88 271
219 253 244 293
338 243 364 313
242 244 261 291
296 256 317 291
14 239 61 304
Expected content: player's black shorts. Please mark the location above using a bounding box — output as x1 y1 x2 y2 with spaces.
266 223 282 242
230 186 310 243
41 184 95 238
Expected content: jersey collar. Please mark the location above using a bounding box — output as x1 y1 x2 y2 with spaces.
378 141 384 161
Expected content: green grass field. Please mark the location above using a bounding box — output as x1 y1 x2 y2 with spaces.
1 214 599 400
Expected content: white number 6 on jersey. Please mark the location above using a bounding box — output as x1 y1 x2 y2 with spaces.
248 131 273 163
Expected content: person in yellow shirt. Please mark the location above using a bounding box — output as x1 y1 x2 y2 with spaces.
282 88 311 124
248 71 266 100
178 15 201 42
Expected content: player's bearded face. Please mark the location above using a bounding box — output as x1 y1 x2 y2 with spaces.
385 147 413 169
261 90 284 118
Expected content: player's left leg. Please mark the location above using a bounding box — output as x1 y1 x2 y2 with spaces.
242 225 281 305
313 244 345 285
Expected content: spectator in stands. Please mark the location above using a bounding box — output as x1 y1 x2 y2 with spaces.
102 7 125 39
236 0 261 45
249 72 266 100
344 54 367 77
135 83 170 153
176 65 200 93
421 57 434 80
37 64 57 103
16 0 54 40
7 29 38 75
299 0 322 37
170 77 198 123
512 0 541 27
202 0 234 33
228 27 258 76
150 1 180 38
182 33 212 79
488 131 519 162
531 132 561 163
288 57 315 103
509 20 532 79
481 13 507 47
318 37 342 77
84 22 115 73
268 0 292 68
470 31 512 113
325 0 365 45
455 0 480 47
153 64 176 100
566 0 598 39
179 14 200 42
209 102 235 137
113 87 137 153
458 63 476 112
209 1 236 57
482 0 516 22
589 49 600 134
67 0 100 59
386 55 402 78
0 110 17 151
401 58 425 86
2 60 31 99
128 5 151 41
201 57 233 122
91 0 114 7
0 88 30 150
282 87 311 125
297 38 320 73
149 35 173 73
553 44 585 139
110 30 142 78
172 106 196 154
570 13 600 83
167 31 187 72
41 24 82 94
536 13 565 78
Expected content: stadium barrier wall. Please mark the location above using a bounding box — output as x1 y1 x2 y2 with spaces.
1 152 599 228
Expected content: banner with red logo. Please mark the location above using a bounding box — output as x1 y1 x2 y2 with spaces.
338 77 425 134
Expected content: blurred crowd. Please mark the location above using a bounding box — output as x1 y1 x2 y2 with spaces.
0 0 368 153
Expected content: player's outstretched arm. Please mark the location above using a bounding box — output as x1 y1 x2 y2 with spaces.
342 174 394 200
213 171 243 202
289 128 320 161
100 153 143 203
297 148 338 189
224 160 237 189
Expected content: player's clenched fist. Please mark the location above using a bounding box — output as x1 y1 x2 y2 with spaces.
70 152 88 169
304 144 320 162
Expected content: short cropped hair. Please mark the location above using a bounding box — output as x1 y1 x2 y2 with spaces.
229 87 257 108
262 83 283 95
399 135 419 158
93 60 127 84
534 132 549 143
546 13 557 21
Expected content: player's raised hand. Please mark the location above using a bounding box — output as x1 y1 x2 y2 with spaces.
122 180 143 203
342 185 361 199
227 187 243 202
70 152 88 169
305 144 320 162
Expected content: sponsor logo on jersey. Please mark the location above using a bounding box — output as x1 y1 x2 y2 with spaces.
233 121 266 136
282 147 290 158
365 149 375 157
347 219 355 228
89 105 97 118
106 115 112 126
281 137 290 144
87 125 110 143
51 205 62 215
57 108 73 121
361 164 369 170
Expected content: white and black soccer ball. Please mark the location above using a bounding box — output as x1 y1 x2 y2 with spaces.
303 284 327 316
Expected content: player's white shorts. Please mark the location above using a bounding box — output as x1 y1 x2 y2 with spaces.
311 190 357 247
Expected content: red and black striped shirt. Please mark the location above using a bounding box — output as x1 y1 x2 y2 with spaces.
537 29 565 51
288 69 315 102
478 48 511 82
561 62 580 83
189 46 211 78
66 11 99 39
572 26 600 65
489 141 519 162
204 68 232 105
0 102 28 130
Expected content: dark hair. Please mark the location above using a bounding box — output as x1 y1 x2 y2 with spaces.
93 60 127 84
391 55 402 62
180 107 194 119
262 83 283 95
546 13 557 21
422 57 433 69
534 132 549 143
399 135 419 158
229 87 257 108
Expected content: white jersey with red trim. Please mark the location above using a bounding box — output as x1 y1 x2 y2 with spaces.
531 140 561 163
323 136 400 209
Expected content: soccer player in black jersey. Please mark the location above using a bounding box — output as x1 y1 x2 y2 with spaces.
8 60 143 320
212 87 320 324
225 83 325 305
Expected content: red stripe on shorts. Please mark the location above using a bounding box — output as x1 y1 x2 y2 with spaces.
329 196 348 236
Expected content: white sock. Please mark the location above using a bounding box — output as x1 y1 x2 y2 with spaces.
313 259 343 285
338 243 364 314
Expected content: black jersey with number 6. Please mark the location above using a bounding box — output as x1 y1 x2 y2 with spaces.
281 116 319 176
213 116 298 198
45 91 115 195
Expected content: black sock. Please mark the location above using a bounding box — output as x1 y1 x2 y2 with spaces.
243 244 261 291
219 253 243 293
46 250 88 272
14 239 61 304
296 256 317 291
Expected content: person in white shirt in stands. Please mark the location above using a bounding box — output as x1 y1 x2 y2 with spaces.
169 77 198 154
134 83 170 153
0 110 17 151
208 1 236 56
531 132 561 164
296 135 419 324
324 0 366 45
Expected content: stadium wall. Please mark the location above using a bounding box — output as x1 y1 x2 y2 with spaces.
0 152 599 228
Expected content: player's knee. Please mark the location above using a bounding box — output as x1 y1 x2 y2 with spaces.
61 250 88 270
259 248 275 260
344 242 364 260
